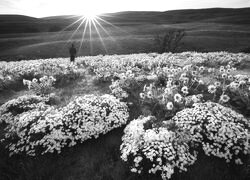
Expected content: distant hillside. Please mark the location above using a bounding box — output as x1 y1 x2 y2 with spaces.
101 8 250 24
0 8 250 34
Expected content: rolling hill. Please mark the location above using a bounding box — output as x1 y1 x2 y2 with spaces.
0 7 250 61
0 8 250 34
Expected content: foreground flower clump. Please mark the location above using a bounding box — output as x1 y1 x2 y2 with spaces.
173 102 249 164
97 53 250 179
1 94 129 156
0 95 48 124
120 116 197 180
120 102 250 179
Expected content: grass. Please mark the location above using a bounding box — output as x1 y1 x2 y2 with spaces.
1 22 250 61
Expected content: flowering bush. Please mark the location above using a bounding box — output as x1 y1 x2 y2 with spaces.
109 80 129 100
0 52 249 90
118 62 250 179
4 105 65 156
61 94 129 142
0 58 85 91
111 63 250 121
0 95 48 124
82 52 249 82
120 116 197 180
109 70 147 100
1 52 250 178
120 102 250 179
23 76 56 96
173 102 250 164
3 94 129 156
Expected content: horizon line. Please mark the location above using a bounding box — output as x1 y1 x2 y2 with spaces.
0 6 249 18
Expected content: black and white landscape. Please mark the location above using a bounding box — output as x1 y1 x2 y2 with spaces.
0 1 250 180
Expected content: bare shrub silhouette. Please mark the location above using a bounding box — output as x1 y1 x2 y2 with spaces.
154 29 186 53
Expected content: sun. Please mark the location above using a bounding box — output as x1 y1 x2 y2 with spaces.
62 7 119 54
81 11 99 21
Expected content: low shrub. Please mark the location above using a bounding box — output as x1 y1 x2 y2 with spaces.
120 116 197 180
0 95 48 124
23 76 56 96
2 94 129 156
120 102 250 179
173 102 249 164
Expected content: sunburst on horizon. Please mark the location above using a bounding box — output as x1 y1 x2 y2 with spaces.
56 12 125 55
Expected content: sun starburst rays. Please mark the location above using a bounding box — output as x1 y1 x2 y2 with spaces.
57 14 124 55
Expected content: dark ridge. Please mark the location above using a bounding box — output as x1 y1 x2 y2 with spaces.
0 7 250 34
0 14 38 22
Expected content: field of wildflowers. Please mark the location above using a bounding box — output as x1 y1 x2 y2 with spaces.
0 52 249 179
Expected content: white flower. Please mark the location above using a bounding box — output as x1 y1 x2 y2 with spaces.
164 88 172 95
198 80 204 84
180 73 187 79
226 69 231 74
23 79 28 85
239 80 246 85
228 75 233 81
140 93 146 99
181 86 189 95
219 94 230 103
192 95 202 103
229 82 239 90
147 91 153 99
222 73 227 79
174 94 182 103
126 70 132 75
214 81 221 87
219 68 225 73
208 68 214 73
166 102 174 110
192 71 197 76
131 168 137 173
208 85 216 94
32 78 38 83
199 66 205 72
183 77 189 85
147 75 158 81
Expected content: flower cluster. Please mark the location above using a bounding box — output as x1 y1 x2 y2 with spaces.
112 62 250 119
173 102 249 164
121 102 250 179
117 62 249 179
0 95 48 124
61 94 129 142
120 116 197 180
23 76 56 96
2 94 129 156
81 52 248 82
0 58 85 91
0 52 248 90
109 70 148 102
109 80 129 99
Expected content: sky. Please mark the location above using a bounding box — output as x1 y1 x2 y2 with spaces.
0 0 250 17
